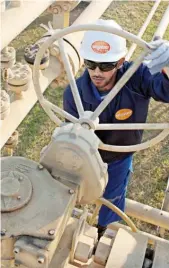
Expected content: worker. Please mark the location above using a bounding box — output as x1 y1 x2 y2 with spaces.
63 19 169 238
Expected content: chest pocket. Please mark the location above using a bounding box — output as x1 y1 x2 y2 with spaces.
113 86 150 124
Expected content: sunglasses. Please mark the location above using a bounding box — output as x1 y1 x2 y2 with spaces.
84 59 118 72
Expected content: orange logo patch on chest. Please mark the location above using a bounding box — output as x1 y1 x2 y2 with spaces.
91 41 110 54
115 109 133 120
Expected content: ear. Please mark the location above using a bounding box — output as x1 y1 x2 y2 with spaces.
116 57 125 69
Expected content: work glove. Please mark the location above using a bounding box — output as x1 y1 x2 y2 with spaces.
144 40 169 75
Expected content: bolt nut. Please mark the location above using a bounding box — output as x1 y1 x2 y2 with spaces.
48 229 55 235
21 73 27 79
14 247 20 254
53 8 58 14
1 229 6 236
69 189 75 195
38 164 44 170
17 195 21 200
15 74 20 80
18 176 23 181
37 256 45 264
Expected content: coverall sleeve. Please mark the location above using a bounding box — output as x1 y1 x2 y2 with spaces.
131 64 169 103
63 85 79 118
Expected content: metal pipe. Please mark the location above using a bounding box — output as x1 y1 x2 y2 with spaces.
159 177 169 237
72 207 169 245
58 38 84 117
64 12 70 28
99 129 169 152
126 0 161 61
72 199 169 232
73 0 112 26
153 4 169 39
1 0 53 49
96 123 169 130
125 198 169 230
153 4 169 77
98 198 138 232
90 51 148 121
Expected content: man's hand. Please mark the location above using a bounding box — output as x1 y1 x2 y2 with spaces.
144 40 169 75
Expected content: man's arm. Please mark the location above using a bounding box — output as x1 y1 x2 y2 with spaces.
131 64 169 103
130 40 169 102
139 40 169 102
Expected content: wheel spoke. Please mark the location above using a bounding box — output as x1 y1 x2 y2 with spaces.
96 123 169 130
58 38 84 118
42 99 79 123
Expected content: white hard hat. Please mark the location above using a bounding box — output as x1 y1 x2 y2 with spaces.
80 19 128 62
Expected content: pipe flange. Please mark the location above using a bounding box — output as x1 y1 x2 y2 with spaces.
1 170 32 212
24 44 49 70
0 46 16 69
0 90 10 120
7 62 32 94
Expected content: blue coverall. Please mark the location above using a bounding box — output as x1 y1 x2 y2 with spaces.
63 61 169 227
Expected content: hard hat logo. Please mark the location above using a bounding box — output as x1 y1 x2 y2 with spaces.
91 41 110 54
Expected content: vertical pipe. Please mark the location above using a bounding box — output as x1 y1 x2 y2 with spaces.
64 12 70 28
153 4 169 39
126 0 161 61
153 4 169 76
159 178 169 237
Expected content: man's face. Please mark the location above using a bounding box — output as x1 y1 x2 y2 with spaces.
84 60 120 91
88 67 117 90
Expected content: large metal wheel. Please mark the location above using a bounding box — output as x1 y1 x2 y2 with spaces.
33 24 169 152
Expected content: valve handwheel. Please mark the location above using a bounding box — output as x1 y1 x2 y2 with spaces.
33 24 169 153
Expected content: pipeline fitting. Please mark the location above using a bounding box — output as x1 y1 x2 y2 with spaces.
0 90 10 120
0 46 16 69
6 62 32 98
48 1 80 14
24 44 49 70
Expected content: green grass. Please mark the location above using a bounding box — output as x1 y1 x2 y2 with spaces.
2 1 169 237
